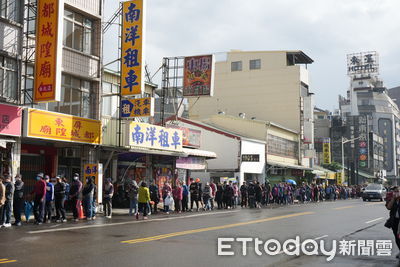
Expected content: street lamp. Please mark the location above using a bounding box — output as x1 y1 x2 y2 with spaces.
341 136 361 185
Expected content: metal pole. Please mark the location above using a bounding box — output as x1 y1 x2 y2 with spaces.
341 137 345 184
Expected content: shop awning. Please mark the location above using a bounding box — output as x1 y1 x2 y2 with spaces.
128 145 188 157
312 165 336 179
267 160 312 170
182 148 217 159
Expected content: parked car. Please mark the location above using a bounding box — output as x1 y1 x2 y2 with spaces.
362 184 387 201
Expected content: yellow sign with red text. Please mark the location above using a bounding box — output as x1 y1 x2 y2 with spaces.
121 0 145 96
26 109 101 144
34 0 63 102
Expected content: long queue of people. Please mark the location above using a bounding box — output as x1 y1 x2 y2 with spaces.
0 173 362 226
124 178 363 220
0 172 117 228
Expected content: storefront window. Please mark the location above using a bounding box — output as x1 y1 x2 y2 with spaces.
102 81 119 118
0 0 21 23
63 9 93 55
267 134 298 159
0 56 18 102
50 74 95 119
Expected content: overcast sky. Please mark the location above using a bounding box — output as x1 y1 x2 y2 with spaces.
103 0 400 111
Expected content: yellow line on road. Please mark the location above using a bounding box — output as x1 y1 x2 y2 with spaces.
121 211 314 244
0 260 17 264
333 205 355 210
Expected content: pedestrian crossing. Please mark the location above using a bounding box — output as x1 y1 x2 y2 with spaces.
0 259 17 264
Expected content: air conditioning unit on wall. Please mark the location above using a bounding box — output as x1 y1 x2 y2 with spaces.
63 148 79 158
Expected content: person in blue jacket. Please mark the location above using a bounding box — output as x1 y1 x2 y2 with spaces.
44 175 54 223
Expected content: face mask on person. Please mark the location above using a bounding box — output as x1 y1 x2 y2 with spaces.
36 176 41 181
73 176 79 181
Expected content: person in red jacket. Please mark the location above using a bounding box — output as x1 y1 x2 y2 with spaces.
31 173 46 225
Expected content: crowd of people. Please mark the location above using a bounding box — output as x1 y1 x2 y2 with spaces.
0 173 364 227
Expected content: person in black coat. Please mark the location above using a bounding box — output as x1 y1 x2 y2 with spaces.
54 176 67 222
215 183 224 209
13 175 24 226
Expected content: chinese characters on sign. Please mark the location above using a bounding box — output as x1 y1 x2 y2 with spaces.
347 51 379 76
0 104 22 137
241 154 260 162
121 97 154 118
34 0 63 102
322 138 331 164
26 109 101 144
357 115 369 168
183 55 214 97
121 0 145 96
167 125 201 148
379 118 393 171
176 157 206 170
128 122 183 152
83 163 103 203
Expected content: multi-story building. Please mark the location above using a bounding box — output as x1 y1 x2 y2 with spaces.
0 0 24 177
313 107 331 166
336 75 398 184
19 0 103 189
188 50 315 167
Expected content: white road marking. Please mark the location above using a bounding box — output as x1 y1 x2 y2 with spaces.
365 217 384 224
27 210 240 234
277 235 328 255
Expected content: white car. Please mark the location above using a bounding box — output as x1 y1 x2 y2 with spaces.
362 184 387 201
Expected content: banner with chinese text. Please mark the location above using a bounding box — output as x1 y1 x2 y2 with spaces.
322 138 331 164
0 104 22 137
34 0 63 102
183 55 214 97
83 163 103 203
121 0 145 96
121 97 154 118
128 122 183 152
357 115 369 168
25 109 101 144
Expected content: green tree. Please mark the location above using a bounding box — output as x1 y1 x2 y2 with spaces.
321 162 342 172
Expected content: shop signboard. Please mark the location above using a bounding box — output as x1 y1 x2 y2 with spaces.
121 97 154 118
183 55 214 97
322 138 331 164
0 104 22 137
25 108 101 144
337 172 343 184
34 0 63 102
121 0 145 96
176 157 206 170
167 125 201 148
83 163 103 203
347 51 379 76
127 122 183 151
357 115 369 168
241 154 260 162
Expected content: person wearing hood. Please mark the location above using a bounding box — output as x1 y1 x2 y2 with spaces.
69 173 82 222
31 173 46 225
103 178 114 218
13 175 24 226
82 176 95 220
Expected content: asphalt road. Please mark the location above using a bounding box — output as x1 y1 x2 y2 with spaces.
0 199 397 267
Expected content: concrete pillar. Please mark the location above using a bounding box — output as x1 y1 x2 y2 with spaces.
11 139 21 181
